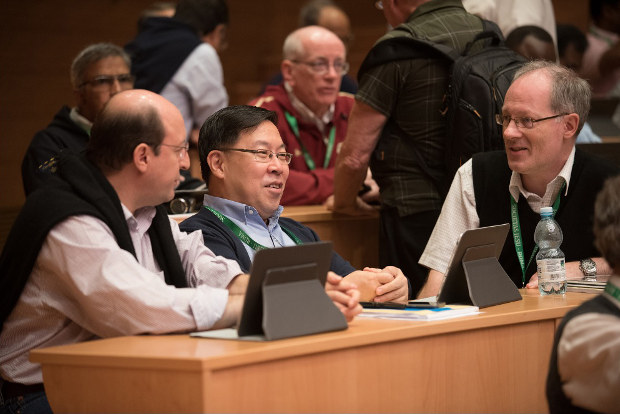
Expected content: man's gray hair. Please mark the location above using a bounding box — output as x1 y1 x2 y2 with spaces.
70 43 131 89
513 60 591 134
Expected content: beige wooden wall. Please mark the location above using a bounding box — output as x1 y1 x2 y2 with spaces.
0 0 588 247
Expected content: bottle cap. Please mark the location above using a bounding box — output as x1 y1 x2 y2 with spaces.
540 206 553 217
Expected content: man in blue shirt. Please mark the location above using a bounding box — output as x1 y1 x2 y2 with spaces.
180 105 409 304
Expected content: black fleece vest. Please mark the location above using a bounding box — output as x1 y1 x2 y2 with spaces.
0 152 186 332
546 294 620 413
472 150 619 287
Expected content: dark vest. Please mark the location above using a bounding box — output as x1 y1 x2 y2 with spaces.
0 152 186 332
125 17 201 94
472 150 619 287
546 294 620 413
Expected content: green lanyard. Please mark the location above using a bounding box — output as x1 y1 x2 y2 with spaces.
284 111 335 170
605 280 620 303
510 184 564 287
205 205 303 250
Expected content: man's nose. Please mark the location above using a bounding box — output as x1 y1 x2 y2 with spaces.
503 119 521 139
110 78 123 95
179 152 190 171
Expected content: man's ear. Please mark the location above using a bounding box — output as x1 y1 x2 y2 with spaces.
563 113 580 139
281 60 294 84
133 143 151 173
207 150 225 179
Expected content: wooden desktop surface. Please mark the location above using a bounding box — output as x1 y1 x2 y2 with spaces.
31 289 592 413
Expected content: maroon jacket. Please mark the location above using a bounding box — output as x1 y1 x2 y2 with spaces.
249 84 354 205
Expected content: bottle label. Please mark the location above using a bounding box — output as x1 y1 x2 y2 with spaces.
536 258 566 281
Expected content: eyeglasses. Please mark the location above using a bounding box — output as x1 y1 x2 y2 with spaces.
78 74 135 89
495 113 569 129
291 59 350 76
375 1 383 10
218 148 293 164
160 143 189 159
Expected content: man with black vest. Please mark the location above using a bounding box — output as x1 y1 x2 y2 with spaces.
418 60 620 298
546 174 620 413
0 90 248 412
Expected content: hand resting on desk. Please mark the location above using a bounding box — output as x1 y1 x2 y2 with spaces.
326 272 362 322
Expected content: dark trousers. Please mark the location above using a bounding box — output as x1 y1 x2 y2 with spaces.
0 391 52 414
379 206 441 298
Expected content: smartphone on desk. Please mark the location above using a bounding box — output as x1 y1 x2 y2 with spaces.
360 301 407 309
407 299 446 309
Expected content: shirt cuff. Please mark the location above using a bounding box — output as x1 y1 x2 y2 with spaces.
190 286 229 331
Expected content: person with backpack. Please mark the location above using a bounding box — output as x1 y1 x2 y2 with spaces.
330 0 485 297
417 61 619 298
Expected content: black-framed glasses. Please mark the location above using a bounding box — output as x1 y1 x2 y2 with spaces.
78 74 135 89
159 143 189 159
218 148 293 164
495 113 569 129
291 59 350 76
375 1 383 10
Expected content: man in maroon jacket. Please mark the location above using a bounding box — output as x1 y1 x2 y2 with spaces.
250 25 377 206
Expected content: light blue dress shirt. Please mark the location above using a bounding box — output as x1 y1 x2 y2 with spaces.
203 194 296 261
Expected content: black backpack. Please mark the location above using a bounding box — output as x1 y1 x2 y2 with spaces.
358 20 526 198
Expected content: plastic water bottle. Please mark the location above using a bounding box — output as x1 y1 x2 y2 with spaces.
534 207 567 295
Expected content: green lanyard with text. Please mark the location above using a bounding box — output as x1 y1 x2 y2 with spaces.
605 280 620 303
205 205 303 250
284 111 335 170
510 184 564 287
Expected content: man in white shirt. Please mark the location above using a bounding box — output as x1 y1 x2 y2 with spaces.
0 90 245 412
546 174 620 414
417 61 618 298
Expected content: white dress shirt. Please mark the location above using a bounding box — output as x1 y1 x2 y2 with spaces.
419 147 575 274
0 205 241 385
557 275 620 413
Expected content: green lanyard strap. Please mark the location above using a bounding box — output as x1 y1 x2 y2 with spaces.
284 111 335 170
205 205 303 250
605 280 620 302
510 183 565 287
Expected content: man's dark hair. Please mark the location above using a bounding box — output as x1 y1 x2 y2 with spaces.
86 105 165 171
174 0 228 36
505 25 554 51
198 105 278 182
298 0 337 27
557 24 588 57
594 174 620 269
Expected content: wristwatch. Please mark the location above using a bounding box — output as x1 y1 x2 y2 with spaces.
579 258 597 278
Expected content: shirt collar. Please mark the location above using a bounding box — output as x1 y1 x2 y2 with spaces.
121 204 157 237
283 81 335 129
509 146 575 205
203 194 284 231
70 107 93 135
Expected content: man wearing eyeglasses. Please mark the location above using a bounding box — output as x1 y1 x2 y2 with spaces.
417 61 620 298
250 26 373 206
21 43 134 196
1 90 252 411
179 105 409 305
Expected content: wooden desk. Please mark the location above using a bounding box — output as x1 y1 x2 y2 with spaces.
173 205 379 269
31 290 591 413
281 205 379 268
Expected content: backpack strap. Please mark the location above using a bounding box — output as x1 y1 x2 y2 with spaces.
357 18 503 82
